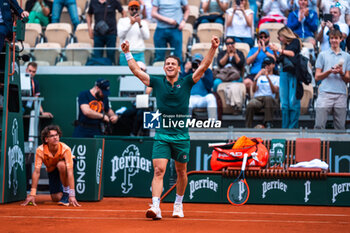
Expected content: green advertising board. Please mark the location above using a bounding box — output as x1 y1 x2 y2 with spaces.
162 172 350 206
62 137 105 201
163 172 224 204
0 44 27 203
329 141 350 173
102 136 171 197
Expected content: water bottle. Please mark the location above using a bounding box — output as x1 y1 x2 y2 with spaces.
276 149 283 167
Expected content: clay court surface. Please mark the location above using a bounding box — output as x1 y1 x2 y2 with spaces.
0 195 349 233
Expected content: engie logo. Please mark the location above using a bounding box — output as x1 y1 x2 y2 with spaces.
143 110 161 129
72 145 87 194
110 145 152 194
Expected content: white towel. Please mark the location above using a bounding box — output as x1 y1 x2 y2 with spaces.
289 159 329 171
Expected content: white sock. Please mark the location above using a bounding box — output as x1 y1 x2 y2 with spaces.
63 186 69 194
175 194 183 205
152 197 160 207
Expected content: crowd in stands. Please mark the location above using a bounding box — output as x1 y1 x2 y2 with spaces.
5 0 350 130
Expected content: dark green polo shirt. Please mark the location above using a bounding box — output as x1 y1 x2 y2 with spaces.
149 74 195 136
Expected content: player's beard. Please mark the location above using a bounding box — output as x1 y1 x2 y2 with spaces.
96 92 104 101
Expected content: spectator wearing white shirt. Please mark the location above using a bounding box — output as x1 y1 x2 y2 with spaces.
318 0 350 25
316 6 349 51
225 0 254 47
258 0 289 28
245 56 279 128
118 1 150 65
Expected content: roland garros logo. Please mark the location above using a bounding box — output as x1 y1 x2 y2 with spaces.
96 148 102 185
110 144 152 194
8 118 24 196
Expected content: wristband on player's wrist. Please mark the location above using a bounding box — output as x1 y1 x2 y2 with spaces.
69 189 76 197
125 52 133 61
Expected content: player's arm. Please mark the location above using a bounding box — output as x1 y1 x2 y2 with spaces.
107 108 118 124
67 166 80 207
121 41 150 86
145 87 153 95
315 68 332 81
192 36 220 83
80 104 109 122
21 166 41 206
65 150 81 207
151 5 177 26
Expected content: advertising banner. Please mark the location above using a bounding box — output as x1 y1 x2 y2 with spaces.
62 138 105 201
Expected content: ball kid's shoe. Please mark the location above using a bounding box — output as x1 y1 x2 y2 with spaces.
58 193 69 206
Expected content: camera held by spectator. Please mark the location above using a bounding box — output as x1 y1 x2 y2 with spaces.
191 53 203 71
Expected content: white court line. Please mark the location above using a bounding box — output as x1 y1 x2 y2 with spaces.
0 215 349 224
1 208 349 217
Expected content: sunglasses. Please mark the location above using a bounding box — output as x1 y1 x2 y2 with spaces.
226 42 235 45
129 7 139 11
259 35 268 39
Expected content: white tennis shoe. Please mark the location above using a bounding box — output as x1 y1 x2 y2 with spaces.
172 203 184 218
146 204 162 220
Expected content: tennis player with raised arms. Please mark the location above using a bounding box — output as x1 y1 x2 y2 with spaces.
121 36 219 220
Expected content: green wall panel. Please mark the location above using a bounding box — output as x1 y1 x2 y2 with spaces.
36 74 120 137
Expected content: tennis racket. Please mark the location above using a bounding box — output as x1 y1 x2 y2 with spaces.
227 153 250 205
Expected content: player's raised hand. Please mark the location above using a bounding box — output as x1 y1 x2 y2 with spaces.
121 41 130 53
21 195 37 206
211 36 220 49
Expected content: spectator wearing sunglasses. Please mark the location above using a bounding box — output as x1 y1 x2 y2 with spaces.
319 0 350 25
245 56 280 128
245 29 277 95
213 37 246 113
118 0 150 65
214 37 245 92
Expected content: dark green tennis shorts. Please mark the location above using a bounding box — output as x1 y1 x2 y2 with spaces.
152 139 190 163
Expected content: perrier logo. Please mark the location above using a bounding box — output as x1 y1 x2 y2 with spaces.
110 144 152 194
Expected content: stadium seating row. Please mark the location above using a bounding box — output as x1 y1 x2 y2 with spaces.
22 20 289 66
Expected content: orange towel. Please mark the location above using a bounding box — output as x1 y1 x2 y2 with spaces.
232 136 256 149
